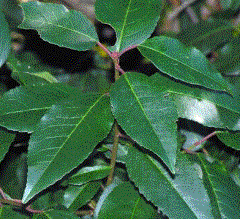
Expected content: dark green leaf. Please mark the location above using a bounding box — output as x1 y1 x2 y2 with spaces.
7 52 58 85
138 36 231 93
0 207 27 219
0 130 15 163
195 154 240 218
217 131 240 150
0 84 75 133
22 93 114 204
0 10 11 67
0 153 27 199
33 210 79 219
123 146 215 218
97 182 158 219
69 165 111 185
110 72 178 173
19 1 98 51
63 181 101 211
95 0 164 52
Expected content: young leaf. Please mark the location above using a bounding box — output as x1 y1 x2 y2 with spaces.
216 131 240 150
110 72 178 173
95 0 164 52
22 93 114 204
0 10 11 68
68 165 111 186
195 154 240 218
0 84 75 133
123 146 215 218
138 36 231 93
19 1 98 51
97 182 158 219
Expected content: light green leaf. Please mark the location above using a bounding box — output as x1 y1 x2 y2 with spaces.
216 131 240 150
110 72 178 173
0 10 11 67
123 146 215 218
0 84 75 133
22 93 114 204
95 0 164 52
63 181 101 211
195 154 240 219
19 1 98 51
138 36 231 93
97 182 158 219
150 72 240 130
69 165 111 185
0 130 15 163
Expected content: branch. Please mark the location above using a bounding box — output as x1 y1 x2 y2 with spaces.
168 0 198 20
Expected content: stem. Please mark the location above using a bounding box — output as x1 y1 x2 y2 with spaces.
187 131 217 151
119 44 138 57
106 122 120 186
97 41 112 57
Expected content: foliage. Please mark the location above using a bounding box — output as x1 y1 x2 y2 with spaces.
0 0 240 218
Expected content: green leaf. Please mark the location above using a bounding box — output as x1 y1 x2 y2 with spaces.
0 153 27 199
195 154 240 218
123 146 215 218
216 131 240 150
19 1 98 51
7 52 58 85
63 181 101 211
0 84 74 133
22 92 114 204
0 130 15 163
110 72 178 173
33 210 79 219
95 0 164 52
69 165 111 185
97 182 158 219
150 73 240 130
138 36 231 93
0 10 11 67
0 207 27 219
177 19 234 54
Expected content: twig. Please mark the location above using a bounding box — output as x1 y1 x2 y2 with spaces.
106 123 120 186
168 0 198 20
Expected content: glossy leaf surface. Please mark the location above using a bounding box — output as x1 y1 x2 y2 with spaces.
110 72 178 173
151 74 240 130
0 10 10 67
63 181 101 211
22 93 114 203
97 182 158 219
138 36 231 93
0 130 15 163
95 0 164 52
123 146 214 218
217 131 240 150
195 154 240 218
0 84 74 133
69 165 111 185
19 1 98 51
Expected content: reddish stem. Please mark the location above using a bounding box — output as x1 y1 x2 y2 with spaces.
119 44 138 57
194 131 217 146
97 41 112 57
